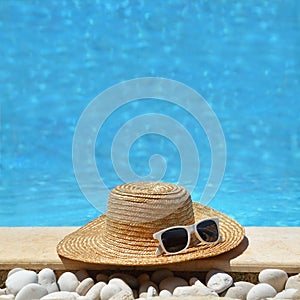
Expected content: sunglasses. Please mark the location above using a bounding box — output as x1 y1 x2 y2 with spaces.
153 218 224 255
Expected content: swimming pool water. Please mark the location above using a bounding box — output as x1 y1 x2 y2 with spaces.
1 1 299 226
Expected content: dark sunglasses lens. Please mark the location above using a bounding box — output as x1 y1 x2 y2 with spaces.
161 228 188 253
196 220 219 242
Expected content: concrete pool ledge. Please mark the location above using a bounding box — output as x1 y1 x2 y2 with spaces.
0 227 299 273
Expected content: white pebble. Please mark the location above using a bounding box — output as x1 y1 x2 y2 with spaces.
225 281 255 300
38 268 56 284
72 292 80 297
38 268 59 293
6 270 38 295
285 273 300 290
108 278 133 295
206 269 233 293
76 277 94 296
7 268 24 278
246 283 277 300
159 289 172 298
100 283 122 300
109 290 134 300
235 281 256 289
77 297 92 300
58 272 79 292
151 269 174 284
0 296 14 300
138 292 147 298
15 283 48 300
45 282 59 294
274 288 299 299
159 276 188 293
40 291 77 299
173 285 218 297
109 273 138 289
85 281 106 300
190 277 218 296
190 277 209 289
75 270 90 281
147 286 157 297
259 269 288 292
0 289 6 296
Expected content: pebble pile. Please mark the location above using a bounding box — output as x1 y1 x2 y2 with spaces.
0 268 299 300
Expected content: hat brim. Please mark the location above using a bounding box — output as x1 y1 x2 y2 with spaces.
57 203 245 266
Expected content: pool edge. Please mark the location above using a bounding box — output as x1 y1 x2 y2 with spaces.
0 227 299 273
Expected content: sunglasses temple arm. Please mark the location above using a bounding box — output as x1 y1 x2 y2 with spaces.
155 244 164 256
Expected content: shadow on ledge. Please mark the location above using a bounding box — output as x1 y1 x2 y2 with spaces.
59 236 249 272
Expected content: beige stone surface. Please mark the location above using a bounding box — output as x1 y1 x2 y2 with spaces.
0 227 76 270
0 227 299 272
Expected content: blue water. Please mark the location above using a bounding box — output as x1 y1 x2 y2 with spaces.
1 1 299 226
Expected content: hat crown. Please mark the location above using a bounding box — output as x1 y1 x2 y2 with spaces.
106 182 195 224
102 182 195 255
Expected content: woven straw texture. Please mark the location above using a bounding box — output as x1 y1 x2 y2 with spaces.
57 182 245 266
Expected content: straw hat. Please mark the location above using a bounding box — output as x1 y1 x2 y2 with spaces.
57 182 245 265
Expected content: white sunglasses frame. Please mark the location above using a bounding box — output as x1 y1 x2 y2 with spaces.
153 217 224 255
